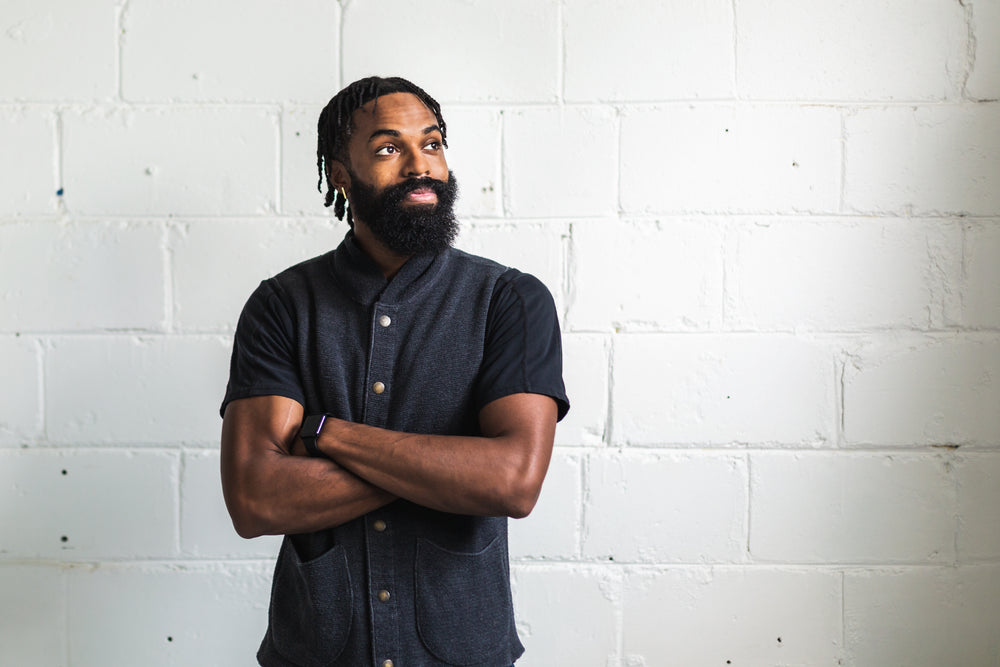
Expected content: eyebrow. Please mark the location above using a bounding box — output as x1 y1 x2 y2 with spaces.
367 125 442 143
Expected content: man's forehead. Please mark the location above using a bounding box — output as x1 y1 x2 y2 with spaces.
352 92 437 129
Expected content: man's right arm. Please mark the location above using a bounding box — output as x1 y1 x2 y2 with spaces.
220 394 395 538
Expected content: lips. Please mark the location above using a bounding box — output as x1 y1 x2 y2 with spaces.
404 188 438 204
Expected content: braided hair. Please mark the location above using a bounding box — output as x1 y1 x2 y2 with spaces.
316 76 448 224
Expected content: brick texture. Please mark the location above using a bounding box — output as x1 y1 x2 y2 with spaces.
3 2 999 665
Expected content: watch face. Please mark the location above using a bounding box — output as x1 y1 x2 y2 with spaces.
301 414 326 437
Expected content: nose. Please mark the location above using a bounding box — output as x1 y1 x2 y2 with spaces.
403 149 430 178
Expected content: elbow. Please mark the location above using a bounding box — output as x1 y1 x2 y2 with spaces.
499 469 544 519
223 483 272 539
231 511 267 540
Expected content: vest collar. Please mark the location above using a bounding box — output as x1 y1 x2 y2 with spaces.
329 230 445 306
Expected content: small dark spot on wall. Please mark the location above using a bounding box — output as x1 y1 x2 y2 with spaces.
56 188 64 196
777 636 782 643
61 469 67 475
608 556 614 561
167 636 173 642
726 661 732 665
791 162 799 167
60 535 68 543
295 131 300 137
724 128 729 133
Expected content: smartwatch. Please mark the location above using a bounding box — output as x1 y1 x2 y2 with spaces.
299 414 329 458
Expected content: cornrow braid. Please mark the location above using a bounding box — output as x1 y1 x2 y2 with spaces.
316 76 448 225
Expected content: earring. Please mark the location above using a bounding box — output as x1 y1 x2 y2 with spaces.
340 187 347 199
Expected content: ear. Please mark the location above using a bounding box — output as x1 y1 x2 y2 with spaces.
328 160 351 193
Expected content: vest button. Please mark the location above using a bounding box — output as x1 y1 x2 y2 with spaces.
377 589 391 602
373 519 387 532
382 661 394 667
372 381 385 394
378 315 391 327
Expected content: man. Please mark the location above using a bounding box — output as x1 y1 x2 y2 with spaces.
220 76 569 667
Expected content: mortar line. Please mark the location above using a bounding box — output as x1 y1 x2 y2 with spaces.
556 0 566 104
745 451 753 558
116 0 129 102
161 222 175 333
731 0 739 100
55 107 65 215
499 110 509 218
276 109 284 214
177 447 187 556
839 108 847 214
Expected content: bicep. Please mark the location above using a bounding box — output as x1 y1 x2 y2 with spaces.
478 392 558 446
221 395 304 493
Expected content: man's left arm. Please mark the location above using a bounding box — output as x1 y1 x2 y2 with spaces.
311 392 557 518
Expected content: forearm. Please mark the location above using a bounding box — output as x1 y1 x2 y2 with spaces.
316 394 556 518
224 448 395 537
220 396 395 538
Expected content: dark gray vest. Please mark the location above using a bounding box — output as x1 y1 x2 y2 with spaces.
256 235 522 667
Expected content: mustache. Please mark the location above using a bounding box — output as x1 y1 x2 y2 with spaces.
380 176 451 202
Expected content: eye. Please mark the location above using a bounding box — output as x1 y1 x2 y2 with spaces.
375 145 398 156
425 140 442 151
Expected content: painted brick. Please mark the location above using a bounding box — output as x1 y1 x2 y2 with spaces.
45 336 231 444
0 450 177 559
623 567 842 666
738 0 966 101
845 105 1000 216
0 109 57 215
564 0 733 101
751 453 955 563
504 106 618 217
171 219 339 331
0 221 165 332
454 221 566 309
621 105 842 214
845 566 1000 666
728 218 960 331
62 108 277 216
0 0 116 101
0 337 41 446
68 563 271 666
342 0 559 103
509 452 581 560
281 105 327 216
613 334 834 446
121 0 337 103
583 452 748 563
962 221 1000 328
843 337 1000 446
0 565 66 666
555 334 609 446
180 450 282 558
567 218 723 332
441 108 502 217
968 0 1000 100
956 454 1000 560
512 565 618 665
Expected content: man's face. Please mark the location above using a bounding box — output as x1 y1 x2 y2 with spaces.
341 92 458 254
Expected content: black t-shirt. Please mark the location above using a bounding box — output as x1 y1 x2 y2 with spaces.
221 238 569 426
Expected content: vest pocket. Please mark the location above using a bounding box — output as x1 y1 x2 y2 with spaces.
269 538 353 666
415 536 512 665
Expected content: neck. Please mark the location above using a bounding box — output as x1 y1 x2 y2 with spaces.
352 220 411 281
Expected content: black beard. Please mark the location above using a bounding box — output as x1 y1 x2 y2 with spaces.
347 170 460 255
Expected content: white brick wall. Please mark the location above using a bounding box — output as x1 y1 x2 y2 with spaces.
2 1 998 665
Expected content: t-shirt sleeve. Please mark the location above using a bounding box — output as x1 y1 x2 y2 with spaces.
219 280 305 417
475 269 570 421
